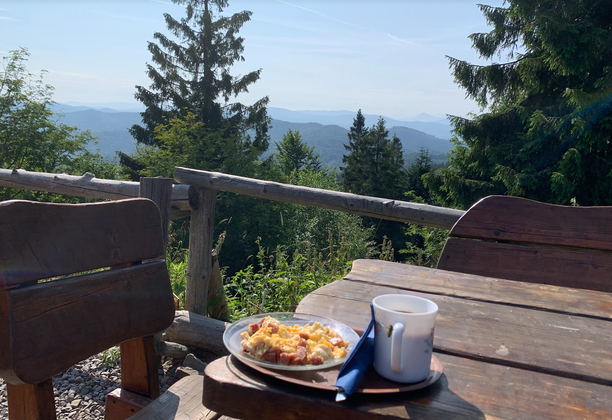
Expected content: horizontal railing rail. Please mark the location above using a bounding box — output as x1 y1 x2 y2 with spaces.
0 166 466 315
173 167 464 230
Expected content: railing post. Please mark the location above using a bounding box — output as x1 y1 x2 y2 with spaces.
185 186 217 315
139 177 173 250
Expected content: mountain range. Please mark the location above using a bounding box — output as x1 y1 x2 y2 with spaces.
52 103 455 168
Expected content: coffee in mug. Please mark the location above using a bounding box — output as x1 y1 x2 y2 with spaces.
372 294 438 383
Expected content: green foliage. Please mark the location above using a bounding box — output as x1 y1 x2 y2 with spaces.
427 1 612 208
167 246 188 309
406 148 436 204
279 169 376 262
100 346 121 369
341 110 408 257
342 111 406 199
127 112 264 178
400 225 448 268
0 48 118 201
224 235 360 320
274 129 321 176
122 0 269 177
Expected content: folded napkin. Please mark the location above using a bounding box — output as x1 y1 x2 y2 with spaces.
335 305 376 402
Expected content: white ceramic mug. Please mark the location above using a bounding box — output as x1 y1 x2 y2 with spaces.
372 294 438 383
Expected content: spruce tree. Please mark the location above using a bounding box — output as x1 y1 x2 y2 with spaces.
342 110 371 195
122 0 269 177
341 112 406 200
275 129 321 176
425 0 612 208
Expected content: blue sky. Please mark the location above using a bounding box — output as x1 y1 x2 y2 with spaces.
1 0 504 120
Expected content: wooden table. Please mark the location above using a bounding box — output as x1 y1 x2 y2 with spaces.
203 259 612 419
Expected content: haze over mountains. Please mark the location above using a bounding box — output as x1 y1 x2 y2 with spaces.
52 103 454 169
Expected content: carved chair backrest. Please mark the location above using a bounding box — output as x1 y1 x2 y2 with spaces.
437 195 612 292
0 198 175 419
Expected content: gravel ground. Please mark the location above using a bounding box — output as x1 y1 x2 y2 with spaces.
0 348 185 419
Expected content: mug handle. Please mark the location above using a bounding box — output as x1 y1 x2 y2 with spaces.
390 322 405 374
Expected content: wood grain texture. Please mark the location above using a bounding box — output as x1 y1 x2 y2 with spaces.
105 388 153 420
163 311 231 356
140 177 173 251
438 238 612 292
345 259 612 319
297 282 612 385
120 336 160 399
126 375 222 420
6 379 56 420
450 195 612 250
185 186 217 316
0 198 164 288
0 168 190 211
174 167 464 229
0 262 175 384
203 355 612 420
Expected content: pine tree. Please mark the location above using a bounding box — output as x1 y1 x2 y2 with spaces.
425 1 612 208
122 0 269 177
275 129 321 176
406 148 434 203
341 110 371 195
341 112 405 199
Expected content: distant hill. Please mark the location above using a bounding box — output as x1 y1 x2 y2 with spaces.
267 107 453 140
53 104 453 167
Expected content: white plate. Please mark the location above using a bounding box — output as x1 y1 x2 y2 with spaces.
223 312 360 371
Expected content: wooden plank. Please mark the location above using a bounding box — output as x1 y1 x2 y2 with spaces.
126 375 223 420
120 336 160 399
203 355 612 420
140 177 173 250
345 259 612 319
105 388 153 420
0 168 190 211
0 262 175 384
185 186 217 316
0 198 164 288
173 167 464 230
5 379 56 420
450 195 612 251
297 281 612 385
437 239 612 292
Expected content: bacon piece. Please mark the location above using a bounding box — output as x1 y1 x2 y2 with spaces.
309 353 324 365
330 337 344 347
298 332 310 339
291 346 307 365
298 338 308 348
261 350 277 363
248 323 259 334
268 323 279 334
279 352 295 365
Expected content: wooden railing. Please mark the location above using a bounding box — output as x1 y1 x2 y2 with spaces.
0 168 465 316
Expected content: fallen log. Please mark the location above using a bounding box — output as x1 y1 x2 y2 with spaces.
164 310 231 356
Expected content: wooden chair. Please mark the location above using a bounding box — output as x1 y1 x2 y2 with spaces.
0 198 178 419
437 195 612 292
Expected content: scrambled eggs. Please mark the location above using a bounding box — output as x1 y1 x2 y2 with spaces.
240 316 349 366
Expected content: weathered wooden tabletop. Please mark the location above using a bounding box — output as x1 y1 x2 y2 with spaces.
203 259 612 420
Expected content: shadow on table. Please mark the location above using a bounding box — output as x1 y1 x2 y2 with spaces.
223 357 485 420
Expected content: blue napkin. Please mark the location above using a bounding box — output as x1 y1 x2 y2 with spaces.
334 305 376 402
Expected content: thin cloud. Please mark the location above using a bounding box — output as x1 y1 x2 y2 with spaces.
0 16 16 21
275 0 360 29
386 33 427 49
275 0 426 50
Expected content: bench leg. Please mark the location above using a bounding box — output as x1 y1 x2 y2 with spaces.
6 379 56 420
105 335 160 420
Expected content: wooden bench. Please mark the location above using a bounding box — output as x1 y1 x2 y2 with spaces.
0 199 221 420
437 195 612 292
